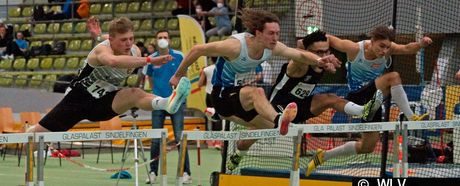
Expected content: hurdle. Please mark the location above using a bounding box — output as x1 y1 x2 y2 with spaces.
33 129 167 186
215 122 400 186
0 133 34 186
176 128 304 186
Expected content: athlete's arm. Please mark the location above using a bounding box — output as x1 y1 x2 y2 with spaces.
273 42 341 71
390 36 432 55
456 70 460 82
173 39 239 77
198 68 206 87
90 45 171 68
296 39 305 49
326 34 359 54
273 42 319 65
87 16 109 42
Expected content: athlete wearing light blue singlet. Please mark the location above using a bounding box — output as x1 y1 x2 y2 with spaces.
170 9 340 135
212 33 271 88
306 27 432 177
344 40 389 123
211 32 272 121
346 40 388 92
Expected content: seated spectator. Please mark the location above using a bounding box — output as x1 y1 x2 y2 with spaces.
33 0 89 21
76 0 90 19
1 24 26 59
147 43 156 55
136 41 149 57
198 0 232 37
0 23 13 56
172 0 195 16
195 0 216 31
14 31 29 54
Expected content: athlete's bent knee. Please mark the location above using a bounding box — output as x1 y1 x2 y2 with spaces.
127 88 147 97
358 145 376 154
387 72 401 84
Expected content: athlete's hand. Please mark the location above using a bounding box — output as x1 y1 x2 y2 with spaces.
150 55 173 65
456 70 460 82
87 16 101 39
317 54 341 70
322 63 338 73
419 36 432 47
169 75 182 87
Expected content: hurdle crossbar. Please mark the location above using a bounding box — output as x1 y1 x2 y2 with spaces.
293 122 398 133
35 129 167 186
38 129 165 142
405 120 460 130
0 133 33 144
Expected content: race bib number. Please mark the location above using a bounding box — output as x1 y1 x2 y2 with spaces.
87 80 118 99
290 82 315 99
234 72 253 86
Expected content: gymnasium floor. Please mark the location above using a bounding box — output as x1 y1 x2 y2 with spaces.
0 146 222 186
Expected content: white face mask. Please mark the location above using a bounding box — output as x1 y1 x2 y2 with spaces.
217 3 224 8
157 39 169 49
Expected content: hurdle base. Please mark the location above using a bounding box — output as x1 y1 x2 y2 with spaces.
38 181 45 186
217 173 351 186
161 175 167 186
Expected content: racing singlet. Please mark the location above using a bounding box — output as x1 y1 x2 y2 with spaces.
270 63 323 103
346 40 387 91
212 32 272 88
71 40 138 99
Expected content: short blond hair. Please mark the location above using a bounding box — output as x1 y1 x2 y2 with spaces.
108 17 134 37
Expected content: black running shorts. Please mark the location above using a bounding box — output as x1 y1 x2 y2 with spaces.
39 87 119 131
211 86 258 122
345 80 382 122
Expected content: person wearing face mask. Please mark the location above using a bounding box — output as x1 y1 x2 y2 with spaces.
142 30 192 184
197 0 232 37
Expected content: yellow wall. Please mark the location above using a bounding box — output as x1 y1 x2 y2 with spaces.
445 85 460 120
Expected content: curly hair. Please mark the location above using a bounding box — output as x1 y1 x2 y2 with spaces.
302 30 327 49
240 8 279 35
369 25 395 42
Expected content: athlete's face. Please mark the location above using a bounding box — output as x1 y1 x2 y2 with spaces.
257 22 280 50
370 39 391 58
307 41 330 57
109 31 134 55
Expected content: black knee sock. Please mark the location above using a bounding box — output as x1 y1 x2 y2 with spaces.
273 114 281 128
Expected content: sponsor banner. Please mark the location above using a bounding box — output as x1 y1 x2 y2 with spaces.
178 15 207 112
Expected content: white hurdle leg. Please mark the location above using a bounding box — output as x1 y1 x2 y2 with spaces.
393 124 401 178
402 123 408 178
159 131 168 186
37 136 45 186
